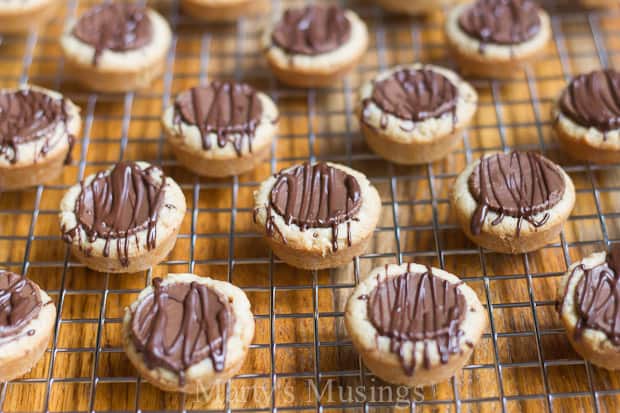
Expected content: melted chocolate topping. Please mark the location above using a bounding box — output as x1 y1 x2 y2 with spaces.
468 152 565 236
0 272 42 345
271 5 351 56
367 265 466 374
268 163 362 251
559 69 620 133
130 278 234 383
0 89 74 165
458 0 541 46
62 161 166 267
72 2 152 66
367 68 458 129
565 245 620 345
173 82 263 157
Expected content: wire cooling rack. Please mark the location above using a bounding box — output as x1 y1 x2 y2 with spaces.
1 0 620 411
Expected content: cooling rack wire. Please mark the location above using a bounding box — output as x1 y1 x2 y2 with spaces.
1 0 620 411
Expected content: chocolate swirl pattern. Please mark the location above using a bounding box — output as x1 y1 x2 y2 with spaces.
0 89 73 165
564 245 620 344
366 68 458 130
271 5 351 56
367 265 466 374
0 272 42 346
458 0 541 46
468 152 565 236
62 162 166 267
72 2 152 66
130 278 234 384
173 82 263 157
268 163 362 251
559 69 620 133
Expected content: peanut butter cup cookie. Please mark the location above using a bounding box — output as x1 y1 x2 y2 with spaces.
162 81 279 177
59 161 186 273
61 2 172 92
358 64 477 165
553 69 620 163
0 86 81 191
253 162 381 270
0 0 59 33
122 273 255 393
345 263 487 386
263 5 368 87
181 0 270 21
558 245 620 369
445 0 551 78
451 151 575 254
0 271 56 381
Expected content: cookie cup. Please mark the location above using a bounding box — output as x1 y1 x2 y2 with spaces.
122 273 255 393
345 263 487 386
558 252 620 369
262 9 368 88
253 163 381 270
161 91 278 177
181 0 270 21
552 104 620 164
0 0 59 34
445 4 551 78
358 64 477 165
60 8 171 93
0 284 56 382
451 155 575 254
0 86 81 191
59 162 186 273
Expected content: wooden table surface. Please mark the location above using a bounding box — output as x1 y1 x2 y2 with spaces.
1 0 620 412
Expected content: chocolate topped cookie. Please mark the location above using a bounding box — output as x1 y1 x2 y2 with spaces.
452 151 575 254
122 273 255 393
61 2 171 92
358 64 477 165
130 278 234 382
468 151 565 236
445 0 550 78
163 81 278 177
345 263 487 386
72 2 152 66
457 0 541 46
0 271 56 381
553 69 620 163
253 162 381 270
558 245 620 369
263 5 368 87
0 86 81 190
271 5 351 56
59 161 186 273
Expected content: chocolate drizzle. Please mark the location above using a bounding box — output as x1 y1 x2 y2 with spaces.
0 89 74 165
268 163 362 251
130 278 234 384
61 161 166 267
559 69 620 133
458 0 541 48
72 2 153 66
364 68 458 131
173 82 263 157
0 272 42 346
271 5 351 55
468 152 565 236
563 245 620 345
367 265 466 374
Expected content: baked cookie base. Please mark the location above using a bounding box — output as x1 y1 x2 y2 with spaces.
0 0 58 33
554 123 620 164
267 55 364 88
181 0 270 21
361 122 463 165
0 147 67 190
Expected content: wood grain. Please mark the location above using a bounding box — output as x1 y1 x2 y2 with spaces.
1 1 620 412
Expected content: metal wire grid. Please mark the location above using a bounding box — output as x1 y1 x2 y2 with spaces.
0 0 619 411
